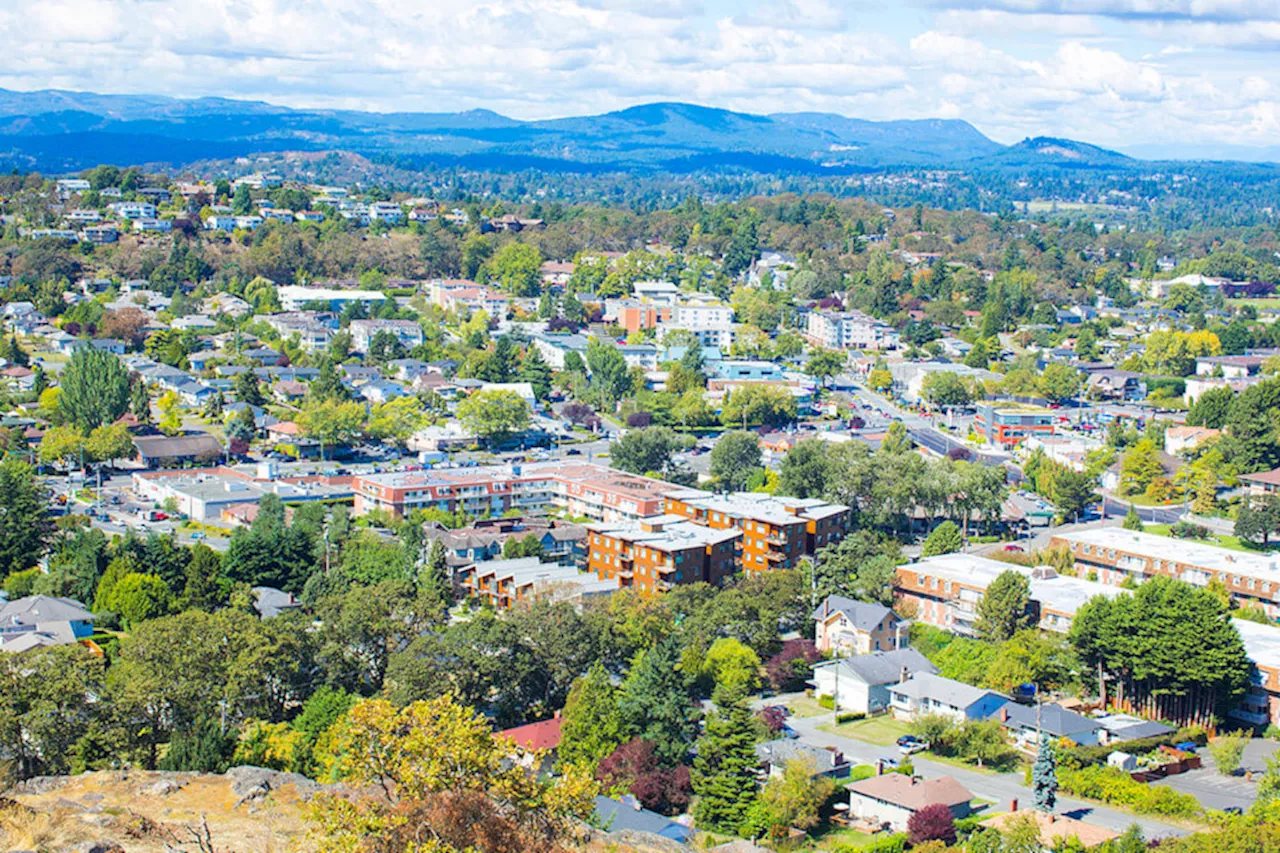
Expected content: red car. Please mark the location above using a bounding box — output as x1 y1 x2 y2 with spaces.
154 512 168 521
1003 544 1024 553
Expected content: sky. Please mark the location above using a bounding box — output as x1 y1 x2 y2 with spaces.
3 0 1280 158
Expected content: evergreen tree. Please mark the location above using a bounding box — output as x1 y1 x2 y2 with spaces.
922 520 963 557
1123 503 1144 531
618 637 700 766
519 345 553 401
1032 737 1057 812
202 390 224 420
559 662 626 769
975 570 1033 642
691 696 759 833
419 539 453 617
309 359 351 403
182 544 226 612
233 370 265 406
157 716 236 772
485 335 517 383
131 380 151 422
31 364 47 396
0 460 53 575
59 347 130 431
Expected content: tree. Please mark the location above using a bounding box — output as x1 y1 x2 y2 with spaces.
519 346 553 400
309 359 352 404
233 369 265 406
39 425 85 467
975 570 1032 642
59 347 130 431
365 397 425 446
778 438 831 499
224 493 317 592
586 338 631 408
84 423 133 466
1039 363 1080 404
1032 738 1057 812
720 383 796 428
618 638 699 766
231 183 253 214
691 697 759 833
953 718 1008 768
709 431 761 492
701 637 762 701
922 371 972 408
456 390 532 444
418 539 453 618
1208 730 1248 777
1052 469 1098 522
867 368 893 393
131 380 151 422
489 242 543 296
610 427 689 479
596 738 692 815
805 349 845 390
1235 494 1280 546
1186 386 1233 429
922 520 963 557
1119 439 1164 496
297 398 366 460
908 802 958 846
748 758 836 840
1123 503 1144 531
559 663 626 769
0 460 52 576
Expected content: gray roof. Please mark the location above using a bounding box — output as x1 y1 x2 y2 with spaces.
132 433 224 460
813 595 894 633
0 595 93 629
819 647 937 686
755 739 848 773
892 672 1005 710
252 586 301 619
592 796 693 842
991 702 1100 737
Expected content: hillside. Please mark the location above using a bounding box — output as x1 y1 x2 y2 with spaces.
0 87 1074 173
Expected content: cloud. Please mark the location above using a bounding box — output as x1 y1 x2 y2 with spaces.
916 0 1280 22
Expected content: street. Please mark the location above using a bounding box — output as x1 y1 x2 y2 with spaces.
760 698 1192 840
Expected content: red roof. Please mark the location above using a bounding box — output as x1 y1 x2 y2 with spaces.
497 715 563 751
1 366 33 378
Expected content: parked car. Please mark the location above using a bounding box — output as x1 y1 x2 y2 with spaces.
899 741 928 756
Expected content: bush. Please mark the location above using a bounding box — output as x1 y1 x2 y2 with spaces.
817 694 835 710
1061 727 1206 768
765 639 821 692
1058 765 1202 817
1170 521 1211 540
908 803 957 846
848 764 875 782
836 711 866 724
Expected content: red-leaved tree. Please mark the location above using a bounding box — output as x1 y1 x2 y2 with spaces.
596 738 692 815
907 803 956 846
765 639 821 692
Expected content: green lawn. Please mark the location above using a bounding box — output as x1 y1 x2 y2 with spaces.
818 715 912 745
921 750 1021 776
784 694 832 719
1144 523 1273 555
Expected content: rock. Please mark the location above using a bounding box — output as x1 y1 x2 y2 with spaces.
54 798 88 812
78 814 115 827
12 776 70 795
69 839 125 853
79 793 104 803
141 779 183 797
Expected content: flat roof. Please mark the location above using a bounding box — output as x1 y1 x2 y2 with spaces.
587 515 741 551
1054 528 1280 582
905 554 1121 615
667 489 846 526
355 461 675 503
1233 618 1280 670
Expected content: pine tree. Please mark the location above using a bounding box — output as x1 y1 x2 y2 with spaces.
1032 736 1057 812
692 696 760 833
131 381 151 422
975 570 1033 642
519 346 553 401
419 539 453 617
31 363 47 397
618 637 700 766
922 520 963 556
203 391 225 420
1122 503 1144 531
309 359 351 404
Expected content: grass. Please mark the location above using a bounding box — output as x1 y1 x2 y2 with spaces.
920 750 1021 776
1144 523 1273 555
1227 297 1280 310
809 827 886 849
818 715 913 746
782 694 832 719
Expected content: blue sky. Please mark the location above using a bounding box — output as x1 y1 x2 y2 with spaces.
3 0 1280 158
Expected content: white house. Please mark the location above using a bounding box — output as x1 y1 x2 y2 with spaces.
847 774 973 832
811 648 937 715
889 673 1007 723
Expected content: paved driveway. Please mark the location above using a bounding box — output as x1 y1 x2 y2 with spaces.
1153 739 1277 812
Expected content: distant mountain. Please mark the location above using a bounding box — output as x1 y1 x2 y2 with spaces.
0 87 1141 174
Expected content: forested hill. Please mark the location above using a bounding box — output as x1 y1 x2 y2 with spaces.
0 88 1129 174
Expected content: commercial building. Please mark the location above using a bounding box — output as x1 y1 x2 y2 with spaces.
974 403 1055 449
1049 528 1280 618
805 309 899 351
352 462 679 522
586 515 742 595
663 489 851 571
278 285 387 312
131 465 353 523
895 553 1122 636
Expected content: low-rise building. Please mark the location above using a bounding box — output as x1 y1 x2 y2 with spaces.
0 595 95 654
1165 425 1221 456
980 810 1118 849
990 702 1102 747
813 596 907 656
975 403 1055 449
811 648 937 715
847 774 973 832
586 515 741 594
456 556 611 610
348 319 425 353
889 673 1007 723
278 285 387 312
805 309 899 351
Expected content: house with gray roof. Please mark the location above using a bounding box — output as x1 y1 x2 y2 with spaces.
811 647 937 715
889 673 1007 723
592 795 693 843
0 595 95 653
989 701 1102 747
755 739 850 779
813 595 906 656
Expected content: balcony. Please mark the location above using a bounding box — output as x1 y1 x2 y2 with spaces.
766 550 788 562
765 534 788 546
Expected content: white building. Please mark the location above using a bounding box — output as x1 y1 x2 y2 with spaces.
368 202 404 224
348 319 424 353
109 201 157 220
132 217 172 233
278 285 387 312
666 301 734 347
805 309 899 351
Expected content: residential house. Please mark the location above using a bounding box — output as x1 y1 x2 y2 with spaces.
990 702 1102 747
252 587 302 619
0 595 96 653
349 319 424 353
980 809 1118 849
1166 425 1221 456
592 796 694 844
1241 467 1280 497
889 673 1007 723
847 774 973 832
755 739 850 779
0 366 36 392
810 648 938 715
813 596 907 656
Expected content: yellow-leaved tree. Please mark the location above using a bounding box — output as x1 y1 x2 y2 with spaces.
309 695 597 853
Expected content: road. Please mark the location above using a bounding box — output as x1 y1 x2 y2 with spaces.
768 702 1191 840
1100 495 1187 526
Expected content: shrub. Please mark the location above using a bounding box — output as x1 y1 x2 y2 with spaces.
757 706 788 733
765 639 821 692
1170 521 1211 540
817 694 835 710
848 764 875 782
836 711 866 724
908 803 957 846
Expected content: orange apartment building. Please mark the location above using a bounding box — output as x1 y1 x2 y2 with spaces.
455 556 614 611
1233 618 1280 727
662 490 851 571
587 515 741 595
616 302 670 335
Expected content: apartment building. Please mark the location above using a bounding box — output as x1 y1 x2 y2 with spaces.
278 285 387 312
1049 527 1280 618
1233 619 1280 727
805 309 899 351
348 319 425 353
974 403 1055 449
667 301 734 347
427 279 509 318
455 556 612 611
109 201 157 220
663 489 850 570
895 553 1122 636
586 515 741 595
352 462 679 522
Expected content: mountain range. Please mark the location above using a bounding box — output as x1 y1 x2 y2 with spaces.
0 87 1159 175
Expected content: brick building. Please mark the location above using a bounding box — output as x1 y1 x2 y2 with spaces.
586 515 741 595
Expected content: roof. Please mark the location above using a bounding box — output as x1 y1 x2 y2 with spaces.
586 515 742 551
1093 714 1176 741
891 672 1004 710
0 595 94 629
981 811 1119 848
755 739 847 772
1053 527 1280 585
497 715 564 751
814 595 895 633
847 774 973 811
592 796 693 842
991 702 1100 737
816 647 937 686
132 433 224 460
1242 468 1280 487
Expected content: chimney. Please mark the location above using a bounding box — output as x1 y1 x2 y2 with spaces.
553 710 561 719
1000 707 1009 722
1010 798 1018 813
900 666 909 684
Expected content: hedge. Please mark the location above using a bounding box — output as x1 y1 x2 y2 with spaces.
834 833 908 853
1058 765 1202 817
836 711 866 724
817 694 835 710
1061 727 1206 768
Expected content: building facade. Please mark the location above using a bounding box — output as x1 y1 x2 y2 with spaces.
586 515 741 595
